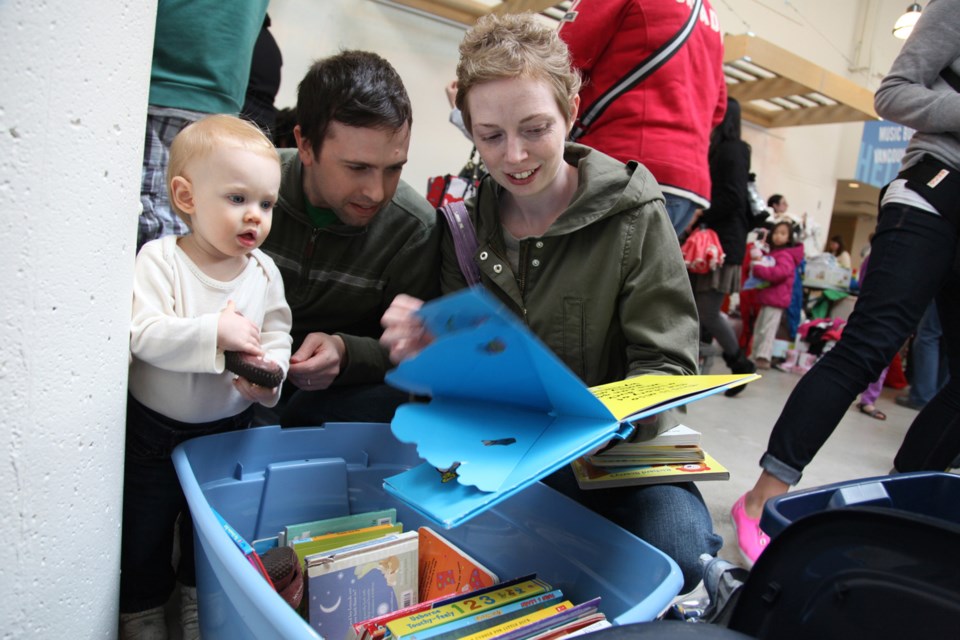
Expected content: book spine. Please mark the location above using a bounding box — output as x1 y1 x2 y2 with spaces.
458 601 574 640
386 579 551 637
397 589 564 640
479 597 601 640
353 574 539 640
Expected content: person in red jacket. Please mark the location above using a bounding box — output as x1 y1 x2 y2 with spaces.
748 221 805 368
559 0 727 235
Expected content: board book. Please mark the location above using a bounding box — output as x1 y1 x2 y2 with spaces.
383 288 757 527
385 577 553 638
571 450 730 489
293 522 403 568
393 589 564 640
351 574 539 640
418 527 499 601
460 597 600 640
307 531 419 640
283 508 397 545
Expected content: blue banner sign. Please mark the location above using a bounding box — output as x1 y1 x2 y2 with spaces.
855 120 915 187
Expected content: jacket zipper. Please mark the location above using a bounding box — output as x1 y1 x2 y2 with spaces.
299 228 322 293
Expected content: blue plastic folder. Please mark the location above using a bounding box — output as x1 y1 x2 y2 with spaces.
383 288 757 528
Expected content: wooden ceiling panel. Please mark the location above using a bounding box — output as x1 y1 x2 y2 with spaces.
724 33 878 128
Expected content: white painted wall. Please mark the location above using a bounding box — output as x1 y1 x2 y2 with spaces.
0 1 155 637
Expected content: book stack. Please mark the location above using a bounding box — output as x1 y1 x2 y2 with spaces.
571 424 730 490
588 424 705 466
238 505 614 638
353 575 610 640
247 509 505 638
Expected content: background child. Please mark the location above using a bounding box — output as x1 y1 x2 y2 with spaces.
120 115 292 639
750 221 804 369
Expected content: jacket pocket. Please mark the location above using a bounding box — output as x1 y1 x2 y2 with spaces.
561 297 586 379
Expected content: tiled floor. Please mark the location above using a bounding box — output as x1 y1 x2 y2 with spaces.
687 364 918 568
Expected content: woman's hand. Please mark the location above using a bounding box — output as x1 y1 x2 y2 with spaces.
380 294 435 364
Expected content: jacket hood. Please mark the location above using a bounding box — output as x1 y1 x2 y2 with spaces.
486 143 665 236
773 243 805 266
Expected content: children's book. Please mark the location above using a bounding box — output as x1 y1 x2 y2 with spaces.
307 531 419 640
601 424 702 448
252 535 279 555
459 598 601 640
418 527 499 602
283 508 397 545
293 523 404 569
589 445 706 466
351 574 539 640
385 577 553 639
521 613 609 639
382 288 758 528
571 450 730 489
394 589 564 640
484 597 602 640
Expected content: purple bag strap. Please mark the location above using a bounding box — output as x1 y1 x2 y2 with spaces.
439 201 481 286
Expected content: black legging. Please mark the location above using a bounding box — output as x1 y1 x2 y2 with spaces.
694 289 740 356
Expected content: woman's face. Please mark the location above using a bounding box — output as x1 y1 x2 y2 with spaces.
465 76 576 200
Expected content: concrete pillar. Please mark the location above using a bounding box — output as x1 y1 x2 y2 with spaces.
1 1 157 636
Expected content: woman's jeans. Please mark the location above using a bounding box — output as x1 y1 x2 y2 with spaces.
119 396 253 613
761 203 960 485
544 467 722 593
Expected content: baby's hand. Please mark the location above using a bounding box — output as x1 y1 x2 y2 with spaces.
233 376 280 405
217 300 263 356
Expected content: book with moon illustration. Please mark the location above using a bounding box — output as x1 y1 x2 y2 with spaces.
306 531 419 640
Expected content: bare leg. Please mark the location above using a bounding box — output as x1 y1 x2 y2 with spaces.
743 471 789 519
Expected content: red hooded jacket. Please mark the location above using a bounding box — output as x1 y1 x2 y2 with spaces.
559 0 727 208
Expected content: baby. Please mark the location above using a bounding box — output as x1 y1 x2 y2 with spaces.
120 114 292 639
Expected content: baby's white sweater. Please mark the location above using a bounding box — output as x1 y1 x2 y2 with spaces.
129 236 292 423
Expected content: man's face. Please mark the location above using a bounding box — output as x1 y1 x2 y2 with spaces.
295 121 410 227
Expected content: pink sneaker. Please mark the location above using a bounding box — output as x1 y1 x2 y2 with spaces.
730 493 770 567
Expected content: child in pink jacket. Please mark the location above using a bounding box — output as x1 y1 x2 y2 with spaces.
750 221 805 368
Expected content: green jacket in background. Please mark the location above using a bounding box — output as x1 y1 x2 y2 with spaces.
261 149 441 385
441 143 699 386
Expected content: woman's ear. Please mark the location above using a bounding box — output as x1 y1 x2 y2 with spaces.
170 176 196 217
567 94 581 135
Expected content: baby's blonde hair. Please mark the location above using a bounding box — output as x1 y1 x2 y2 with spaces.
455 13 581 133
167 115 279 223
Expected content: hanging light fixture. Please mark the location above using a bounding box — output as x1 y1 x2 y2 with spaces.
892 3 922 39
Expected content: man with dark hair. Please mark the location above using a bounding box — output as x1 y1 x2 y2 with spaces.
259 50 440 426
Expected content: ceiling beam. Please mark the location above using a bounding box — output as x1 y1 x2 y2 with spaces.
725 77 810 103
764 103 875 128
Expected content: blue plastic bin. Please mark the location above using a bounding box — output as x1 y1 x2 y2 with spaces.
172 423 683 639
761 471 960 539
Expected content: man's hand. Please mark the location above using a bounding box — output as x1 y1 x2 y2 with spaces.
287 332 347 390
380 294 434 364
217 300 263 356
